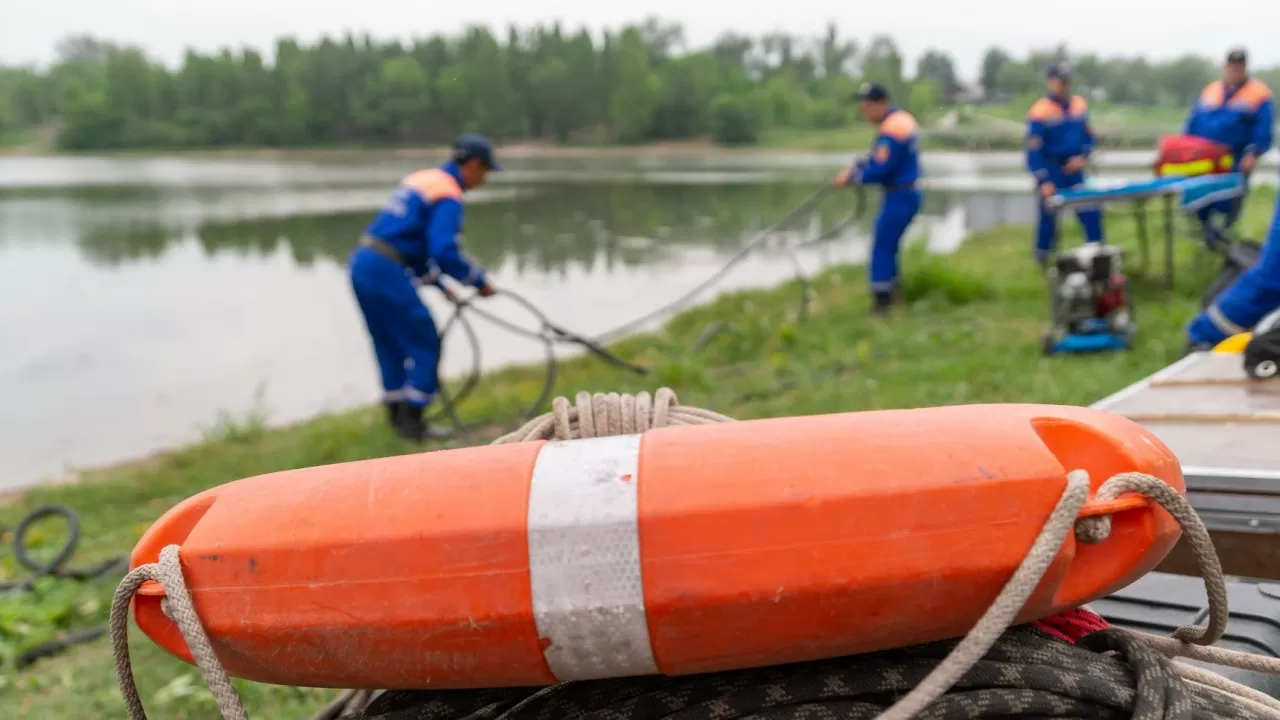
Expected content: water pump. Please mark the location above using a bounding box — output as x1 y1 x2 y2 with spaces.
1042 244 1135 355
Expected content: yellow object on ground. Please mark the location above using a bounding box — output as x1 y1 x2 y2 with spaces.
1212 333 1253 353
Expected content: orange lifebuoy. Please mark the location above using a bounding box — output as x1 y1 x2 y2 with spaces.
129 403 1183 690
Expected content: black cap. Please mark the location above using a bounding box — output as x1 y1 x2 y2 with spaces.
1227 48 1248 65
1045 61 1073 80
452 134 501 171
855 81 890 102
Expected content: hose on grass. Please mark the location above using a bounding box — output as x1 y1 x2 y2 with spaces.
428 185 865 438
0 504 127 669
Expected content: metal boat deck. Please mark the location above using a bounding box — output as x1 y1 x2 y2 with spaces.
1092 351 1280 579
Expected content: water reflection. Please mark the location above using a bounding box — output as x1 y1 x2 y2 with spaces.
63 182 1031 275
61 183 869 270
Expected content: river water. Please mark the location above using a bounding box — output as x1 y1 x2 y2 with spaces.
0 149 1259 490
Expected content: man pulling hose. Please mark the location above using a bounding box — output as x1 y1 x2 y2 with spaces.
349 135 500 442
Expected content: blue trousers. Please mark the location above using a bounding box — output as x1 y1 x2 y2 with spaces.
1188 194 1280 346
870 189 922 297
349 247 441 408
1036 176 1104 263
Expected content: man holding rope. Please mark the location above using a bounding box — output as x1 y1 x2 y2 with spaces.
349 134 500 442
834 81 923 316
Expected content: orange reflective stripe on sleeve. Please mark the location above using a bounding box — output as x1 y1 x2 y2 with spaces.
402 168 464 203
1231 79 1273 110
879 110 919 140
1200 81 1225 108
1028 98 1064 122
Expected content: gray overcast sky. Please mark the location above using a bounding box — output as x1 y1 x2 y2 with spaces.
6 0 1280 82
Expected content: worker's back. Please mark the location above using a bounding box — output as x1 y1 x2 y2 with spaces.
365 164 466 268
1186 79 1272 160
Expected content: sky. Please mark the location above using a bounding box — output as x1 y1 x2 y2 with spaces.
6 0 1280 83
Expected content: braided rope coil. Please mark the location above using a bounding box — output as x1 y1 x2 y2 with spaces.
108 390 1280 720
493 388 735 445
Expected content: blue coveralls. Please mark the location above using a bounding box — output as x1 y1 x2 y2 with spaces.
1185 79 1274 241
1026 94 1103 262
848 107 923 300
1188 180 1280 346
349 161 488 408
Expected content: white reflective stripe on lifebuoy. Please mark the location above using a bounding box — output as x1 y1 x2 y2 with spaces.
526 434 658 681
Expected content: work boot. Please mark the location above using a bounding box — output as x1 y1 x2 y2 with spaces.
871 292 896 317
383 400 406 428
393 403 428 444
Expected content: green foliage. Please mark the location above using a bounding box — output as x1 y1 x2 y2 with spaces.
710 94 762 145
804 98 848 129
3 23 1274 153
899 246 998 307
906 80 940 121
609 28 660 144
916 50 960 100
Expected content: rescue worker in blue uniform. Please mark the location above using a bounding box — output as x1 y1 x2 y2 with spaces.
1026 61 1103 266
834 82 922 315
349 135 500 442
1184 48 1273 244
1187 183 1280 349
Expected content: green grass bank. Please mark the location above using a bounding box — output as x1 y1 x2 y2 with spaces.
2 190 1274 719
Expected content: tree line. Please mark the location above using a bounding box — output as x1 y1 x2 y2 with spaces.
1 19 1275 152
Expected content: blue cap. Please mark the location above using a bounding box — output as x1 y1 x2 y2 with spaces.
452 134 501 171
855 81 890 102
1045 61 1073 80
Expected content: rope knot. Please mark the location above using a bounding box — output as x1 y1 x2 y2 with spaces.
1069 470 1228 648
1071 468 1113 546
1073 471 1157 545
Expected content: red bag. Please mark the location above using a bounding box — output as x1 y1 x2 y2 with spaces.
1154 134 1235 177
